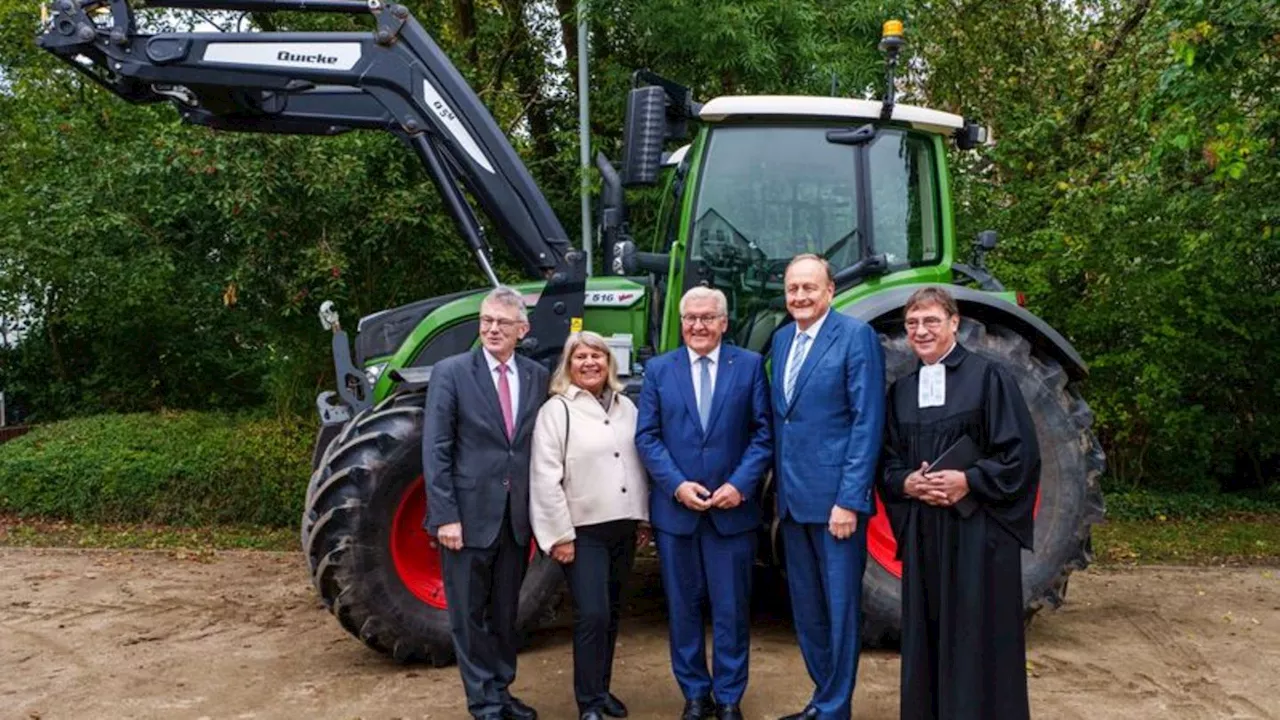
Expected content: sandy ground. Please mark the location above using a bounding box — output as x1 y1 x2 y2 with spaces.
1 548 1277 720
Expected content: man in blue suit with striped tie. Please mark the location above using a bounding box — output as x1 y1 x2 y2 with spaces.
636 286 773 720
771 255 885 720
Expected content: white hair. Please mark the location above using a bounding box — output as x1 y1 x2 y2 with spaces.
482 286 528 321
679 286 728 316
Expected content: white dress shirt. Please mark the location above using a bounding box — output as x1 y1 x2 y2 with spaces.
785 308 831 387
482 347 520 421
687 343 721 410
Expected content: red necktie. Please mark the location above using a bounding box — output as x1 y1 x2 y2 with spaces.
497 363 514 440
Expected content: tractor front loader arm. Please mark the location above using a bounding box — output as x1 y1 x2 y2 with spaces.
37 0 586 366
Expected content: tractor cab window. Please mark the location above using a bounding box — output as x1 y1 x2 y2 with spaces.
868 130 940 265
692 125 859 284
689 124 940 349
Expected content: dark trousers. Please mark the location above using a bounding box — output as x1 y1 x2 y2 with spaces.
442 508 529 718
563 519 639 713
656 516 756 705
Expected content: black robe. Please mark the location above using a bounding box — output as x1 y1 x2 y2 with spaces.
879 343 1040 720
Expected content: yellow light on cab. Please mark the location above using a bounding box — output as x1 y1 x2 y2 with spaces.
882 19 904 39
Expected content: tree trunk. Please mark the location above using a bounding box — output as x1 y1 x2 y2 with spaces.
1072 0 1153 135
453 0 481 72
555 0 579 96
504 0 559 166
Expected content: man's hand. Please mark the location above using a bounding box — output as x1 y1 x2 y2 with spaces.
903 462 931 499
676 481 712 511
709 483 743 510
437 522 463 551
828 505 858 540
551 541 575 564
923 469 970 506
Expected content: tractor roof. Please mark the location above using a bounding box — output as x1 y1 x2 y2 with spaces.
699 96 964 136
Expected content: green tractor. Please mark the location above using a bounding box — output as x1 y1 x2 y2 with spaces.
40 0 1103 664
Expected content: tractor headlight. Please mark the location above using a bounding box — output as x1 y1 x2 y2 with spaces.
364 362 388 387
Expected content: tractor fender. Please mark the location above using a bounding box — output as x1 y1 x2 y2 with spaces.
841 285 1088 380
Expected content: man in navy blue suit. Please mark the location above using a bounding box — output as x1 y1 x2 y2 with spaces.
770 255 885 720
636 286 773 720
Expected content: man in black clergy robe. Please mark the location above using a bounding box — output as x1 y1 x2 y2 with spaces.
878 286 1040 720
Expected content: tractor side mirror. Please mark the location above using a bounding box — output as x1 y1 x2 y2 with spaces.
621 85 667 187
955 120 993 150
972 230 998 269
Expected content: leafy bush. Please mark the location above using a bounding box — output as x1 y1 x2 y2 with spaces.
0 412 313 526
1104 488 1280 522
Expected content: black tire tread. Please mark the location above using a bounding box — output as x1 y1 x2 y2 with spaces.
300 387 565 665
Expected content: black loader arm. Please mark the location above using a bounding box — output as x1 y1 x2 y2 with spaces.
36 0 586 364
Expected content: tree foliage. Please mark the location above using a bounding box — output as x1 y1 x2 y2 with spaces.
0 0 1276 491
914 0 1279 490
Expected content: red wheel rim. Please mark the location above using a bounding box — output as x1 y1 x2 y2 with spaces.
388 475 541 611
390 475 448 610
867 486 1043 579
867 491 904 578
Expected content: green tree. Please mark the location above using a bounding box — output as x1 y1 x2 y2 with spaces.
914 0 1280 490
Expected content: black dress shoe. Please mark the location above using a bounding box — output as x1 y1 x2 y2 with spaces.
603 693 629 718
716 703 744 720
502 697 538 720
777 708 818 720
580 712 605 720
682 696 715 720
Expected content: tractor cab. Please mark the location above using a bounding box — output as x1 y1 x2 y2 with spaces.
685 97 958 354
605 91 990 356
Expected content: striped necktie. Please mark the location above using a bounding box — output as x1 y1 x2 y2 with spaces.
784 332 810 403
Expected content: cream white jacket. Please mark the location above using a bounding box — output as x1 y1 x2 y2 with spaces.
529 385 650 552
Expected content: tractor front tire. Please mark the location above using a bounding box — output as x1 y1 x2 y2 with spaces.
302 389 564 665
860 316 1106 647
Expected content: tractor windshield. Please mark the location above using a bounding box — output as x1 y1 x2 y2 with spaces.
689 124 941 348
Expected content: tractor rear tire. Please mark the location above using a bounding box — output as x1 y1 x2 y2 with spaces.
860 317 1106 647
302 389 565 665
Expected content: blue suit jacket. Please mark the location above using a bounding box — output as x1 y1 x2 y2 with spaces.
771 311 885 522
635 344 773 537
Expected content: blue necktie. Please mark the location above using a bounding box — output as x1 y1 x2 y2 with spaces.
697 355 713 430
785 332 810 404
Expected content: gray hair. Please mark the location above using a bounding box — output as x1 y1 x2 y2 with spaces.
481 286 528 322
785 253 834 284
679 286 728 316
549 331 625 396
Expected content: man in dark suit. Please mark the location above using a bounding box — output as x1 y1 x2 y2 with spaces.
636 286 773 720
770 255 885 720
424 286 550 720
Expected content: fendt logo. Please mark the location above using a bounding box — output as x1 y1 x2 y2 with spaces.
277 50 339 65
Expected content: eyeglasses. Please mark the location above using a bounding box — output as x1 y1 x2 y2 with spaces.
480 315 522 330
681 314 724 327
904 317 947 331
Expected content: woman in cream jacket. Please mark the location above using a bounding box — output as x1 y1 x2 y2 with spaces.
530 331 650 720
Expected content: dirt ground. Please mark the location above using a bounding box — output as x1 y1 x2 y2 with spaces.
1 548 1277 720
